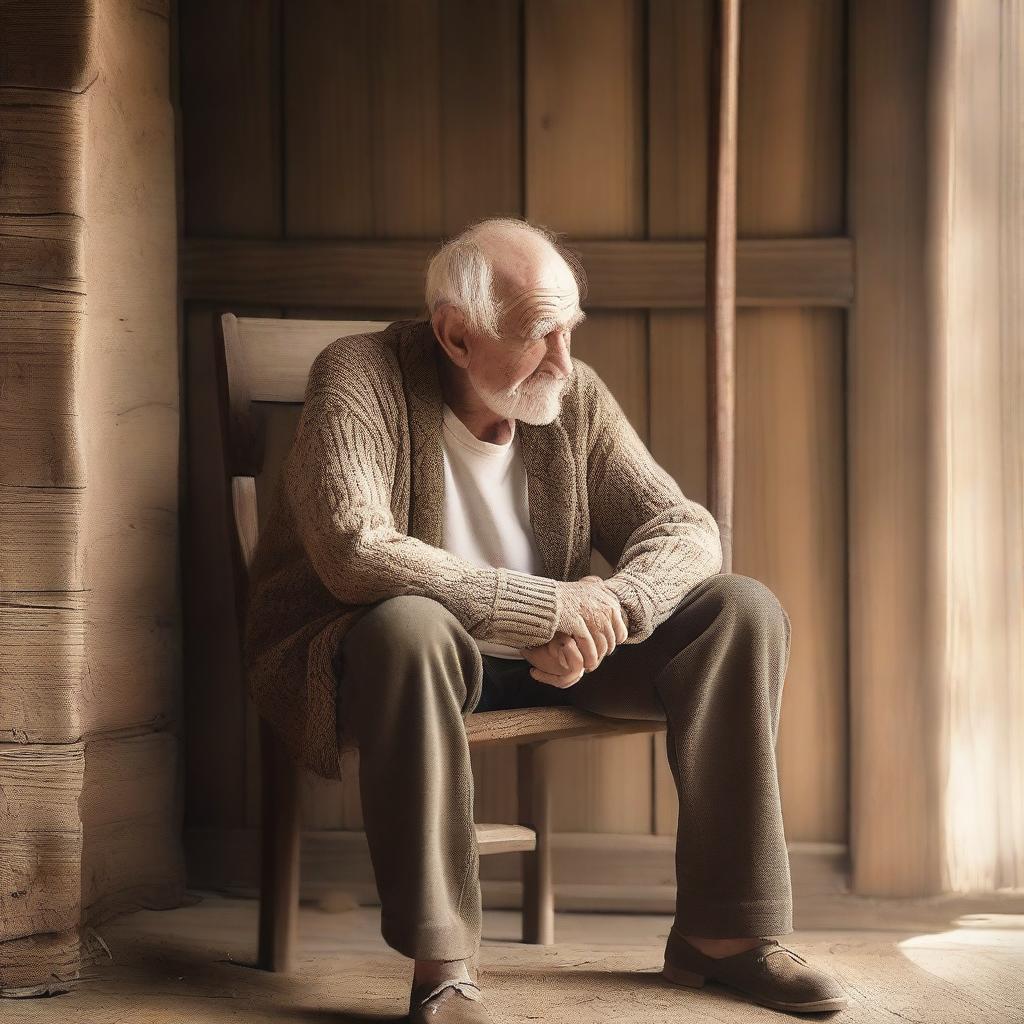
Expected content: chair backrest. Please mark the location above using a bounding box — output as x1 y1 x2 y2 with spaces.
216 313 394 577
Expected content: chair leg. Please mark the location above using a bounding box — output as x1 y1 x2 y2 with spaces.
517 740 554 944
257 716 301 972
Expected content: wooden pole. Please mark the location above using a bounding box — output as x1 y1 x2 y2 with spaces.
706 0 741 572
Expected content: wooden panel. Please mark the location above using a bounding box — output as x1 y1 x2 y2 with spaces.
180 0 283 832
732 0 846 843
286 0 444 238
738 0 845 236
525 0 644 238
179 0 281 236
646 0 847 845
647 1 713 837
526 0 650 834
438 0 522 230
848 0 935 893
649 312 710 836
284 0 521 237
283 0 374 237
734 308 847 842
182 236 854 308
649 0 711 240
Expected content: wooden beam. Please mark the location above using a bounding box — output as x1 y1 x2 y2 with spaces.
181 237 853 309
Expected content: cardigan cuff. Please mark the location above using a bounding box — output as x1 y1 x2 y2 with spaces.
600 573 655 643
488 567 559 648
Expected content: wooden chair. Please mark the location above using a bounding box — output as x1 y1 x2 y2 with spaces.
216 312 667 973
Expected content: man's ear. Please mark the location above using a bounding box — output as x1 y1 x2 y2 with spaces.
432 306 471 369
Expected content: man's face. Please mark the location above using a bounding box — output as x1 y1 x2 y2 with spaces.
464 259 585 426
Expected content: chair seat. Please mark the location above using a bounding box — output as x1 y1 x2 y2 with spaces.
475 822 537 854
338 704 665 754
465 705 666 748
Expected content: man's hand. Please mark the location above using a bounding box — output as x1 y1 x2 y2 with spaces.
518 631 586 687
520 576 628 686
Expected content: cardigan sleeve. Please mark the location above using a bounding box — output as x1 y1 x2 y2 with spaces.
583 363 723 644
283 399 560 650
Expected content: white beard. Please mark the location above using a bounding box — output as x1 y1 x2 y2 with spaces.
471 368 569 426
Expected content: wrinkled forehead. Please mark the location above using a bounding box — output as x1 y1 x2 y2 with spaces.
493 256 581 337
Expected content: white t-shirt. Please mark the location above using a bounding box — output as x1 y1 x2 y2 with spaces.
440 403 544 659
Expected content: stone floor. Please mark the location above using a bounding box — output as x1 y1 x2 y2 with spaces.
4 889 1024 1023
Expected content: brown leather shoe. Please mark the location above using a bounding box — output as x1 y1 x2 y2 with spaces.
662 925 849 1014
408 976 491 1023
408 955 491 1023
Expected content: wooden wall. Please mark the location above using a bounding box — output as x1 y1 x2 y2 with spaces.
179 0 859 896
1 0 184 993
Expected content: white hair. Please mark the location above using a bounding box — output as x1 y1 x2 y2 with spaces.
423 216 588 339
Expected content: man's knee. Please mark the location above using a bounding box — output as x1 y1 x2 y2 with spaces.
345 594 469 659
339 595 482 714
706 573 788 635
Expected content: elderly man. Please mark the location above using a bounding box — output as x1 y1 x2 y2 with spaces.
243 216 848 1021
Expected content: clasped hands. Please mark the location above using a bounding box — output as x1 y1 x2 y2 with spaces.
516 575 629 688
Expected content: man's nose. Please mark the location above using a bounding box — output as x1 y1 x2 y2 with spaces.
546 333 572 378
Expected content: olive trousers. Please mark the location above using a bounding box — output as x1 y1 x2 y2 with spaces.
333 572 794 961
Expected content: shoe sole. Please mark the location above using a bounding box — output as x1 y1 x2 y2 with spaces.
662 960 850 1013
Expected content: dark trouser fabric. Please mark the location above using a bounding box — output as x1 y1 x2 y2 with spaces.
333 572 794 961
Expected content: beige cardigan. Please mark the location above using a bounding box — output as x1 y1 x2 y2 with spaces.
243 318 723 780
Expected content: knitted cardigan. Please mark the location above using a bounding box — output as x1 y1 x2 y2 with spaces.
243 318 723 780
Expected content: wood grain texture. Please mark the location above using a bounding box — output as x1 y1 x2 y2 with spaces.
182 236 854 307
525 0 644 238
179 0 281 236
0 0 94 91
733 0 847 844
646 0 847 845
925 0 1024 891
848 0 938 894
647 0 713 839
526 0 652 834
0 743 84 945
0 4 91 984
0 90 84 216
180 0 284 834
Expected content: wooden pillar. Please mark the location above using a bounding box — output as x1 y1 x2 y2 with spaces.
848 0 943 895
0 0 183 993
706 0 740 572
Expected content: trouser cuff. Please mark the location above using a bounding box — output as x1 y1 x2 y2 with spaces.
381 914 481 962
673 899 793 938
